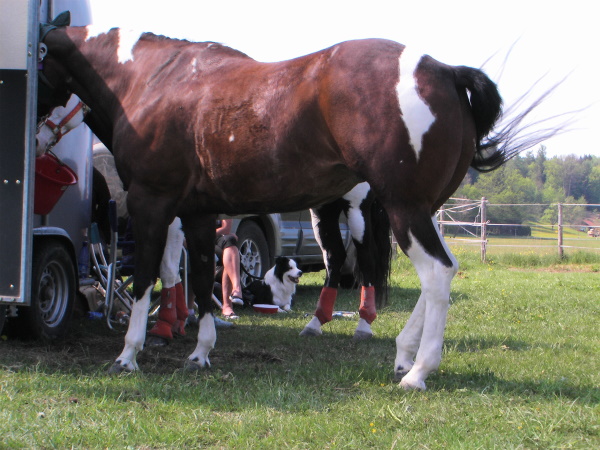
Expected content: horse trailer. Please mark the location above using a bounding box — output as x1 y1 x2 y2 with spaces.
0 0 94 338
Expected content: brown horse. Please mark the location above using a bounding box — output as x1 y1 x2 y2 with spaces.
38 18 551 390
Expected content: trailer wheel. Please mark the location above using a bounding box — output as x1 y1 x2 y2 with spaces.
0 305 6 336
22 240 76 340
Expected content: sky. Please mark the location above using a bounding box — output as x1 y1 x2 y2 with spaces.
88 0 599 159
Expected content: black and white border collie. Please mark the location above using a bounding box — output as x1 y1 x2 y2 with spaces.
247 257 302 311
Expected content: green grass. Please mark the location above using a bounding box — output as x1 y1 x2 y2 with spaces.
1 253 599 448
445 231 600 262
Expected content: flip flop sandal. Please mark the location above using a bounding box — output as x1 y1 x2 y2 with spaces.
229 295 244 306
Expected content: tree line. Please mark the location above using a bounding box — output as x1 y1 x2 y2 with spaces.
451 147 600 233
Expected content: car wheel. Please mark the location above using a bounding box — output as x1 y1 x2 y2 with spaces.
22 240 76 340
236 221 270 287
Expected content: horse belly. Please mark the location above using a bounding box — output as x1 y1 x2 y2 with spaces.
194 148 358 214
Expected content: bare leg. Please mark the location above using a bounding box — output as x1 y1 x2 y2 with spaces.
223 246 242 298
221 274 235 316
221 245 242 317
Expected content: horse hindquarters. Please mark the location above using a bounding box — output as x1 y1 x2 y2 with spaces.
391 213 458 391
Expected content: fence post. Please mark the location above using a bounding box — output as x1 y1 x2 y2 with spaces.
557 203 564 258
481 197 487 262
439 205 445 237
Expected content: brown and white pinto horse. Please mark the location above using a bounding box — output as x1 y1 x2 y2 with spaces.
37 94 392 341
39 20 546 390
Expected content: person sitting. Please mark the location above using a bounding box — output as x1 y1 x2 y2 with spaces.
216 218 244 319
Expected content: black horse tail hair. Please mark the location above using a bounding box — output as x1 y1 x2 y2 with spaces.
370 197 392 309
455 66 575 173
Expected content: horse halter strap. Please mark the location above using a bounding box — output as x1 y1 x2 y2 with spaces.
41 101 91 147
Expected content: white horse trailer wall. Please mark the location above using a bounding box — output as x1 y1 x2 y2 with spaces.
0 0 38 304
1 0 94 339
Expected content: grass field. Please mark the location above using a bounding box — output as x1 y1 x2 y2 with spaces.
445 227 600 259
1 251 599 448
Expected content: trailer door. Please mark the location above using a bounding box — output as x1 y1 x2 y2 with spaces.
0 0 39 304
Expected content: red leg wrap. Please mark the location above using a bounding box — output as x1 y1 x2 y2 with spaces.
173 282 187 337
148 286 177 339
315 286 337 325
359 286 377 324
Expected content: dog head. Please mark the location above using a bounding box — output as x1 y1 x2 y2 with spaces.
273 256 302 286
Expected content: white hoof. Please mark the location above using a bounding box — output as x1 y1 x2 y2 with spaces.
299 325 322 337
352 330 373 341
300 316 322 336
399 372 427 391
353 319 373 341
109 357 138 374
184 357 211 371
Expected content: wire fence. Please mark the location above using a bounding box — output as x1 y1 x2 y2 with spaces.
437 198 600 261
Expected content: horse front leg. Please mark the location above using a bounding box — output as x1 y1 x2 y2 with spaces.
392 214 458 391
111 285 153 373
110 198 173 373
180 213 218 370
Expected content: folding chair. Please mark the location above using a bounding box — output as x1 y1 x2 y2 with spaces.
89 200 197 329
89 200 135 329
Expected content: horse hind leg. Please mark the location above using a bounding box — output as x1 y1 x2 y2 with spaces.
393 214 458 391
336 183 380 341
300 202 347 337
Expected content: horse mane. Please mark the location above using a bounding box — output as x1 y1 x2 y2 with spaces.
139 32 251 59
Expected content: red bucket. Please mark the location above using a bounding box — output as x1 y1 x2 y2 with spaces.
34 153 78 215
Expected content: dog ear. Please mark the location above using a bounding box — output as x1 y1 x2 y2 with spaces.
273 256 288 281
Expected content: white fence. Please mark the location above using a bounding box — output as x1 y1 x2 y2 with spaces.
437 198 600 261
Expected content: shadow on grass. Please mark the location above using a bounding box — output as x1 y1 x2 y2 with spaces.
2 310 596 411
428 369 600 405
295 285 472 313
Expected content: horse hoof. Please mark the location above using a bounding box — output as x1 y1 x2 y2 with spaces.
352 330 373 341
108 362 132 375
146 336 169 347
394 369 408 382
299 327 322 337
184 359 210 372
399 377 426 391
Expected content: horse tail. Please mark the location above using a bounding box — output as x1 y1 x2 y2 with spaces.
454 65 568 173
454 66 503 172
370 198 392 309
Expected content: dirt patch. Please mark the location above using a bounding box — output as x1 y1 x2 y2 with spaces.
0 318 194 374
